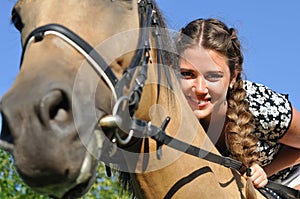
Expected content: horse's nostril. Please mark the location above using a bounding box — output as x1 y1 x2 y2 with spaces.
64 168 70 178
48 93 69 122
37 90 70 126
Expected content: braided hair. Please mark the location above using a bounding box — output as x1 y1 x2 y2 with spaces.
176 18 259 199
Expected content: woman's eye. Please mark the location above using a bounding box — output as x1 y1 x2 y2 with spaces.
180 71 195 79
205 72 223 81
11 8 24 32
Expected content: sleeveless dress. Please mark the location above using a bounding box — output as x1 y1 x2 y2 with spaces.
243 80 299 186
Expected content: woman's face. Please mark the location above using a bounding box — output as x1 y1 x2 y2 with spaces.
179 46 235 122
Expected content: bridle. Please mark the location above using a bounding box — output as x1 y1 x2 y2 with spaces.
4 1 299 198
18 0 245 174
17 0 246 174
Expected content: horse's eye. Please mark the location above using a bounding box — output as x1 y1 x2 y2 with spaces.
11 8 24 32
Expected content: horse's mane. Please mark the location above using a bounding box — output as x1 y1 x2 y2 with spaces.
112 1 177 197
154 2 178 69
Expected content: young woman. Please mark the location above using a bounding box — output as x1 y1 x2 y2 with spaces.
175 18 300 189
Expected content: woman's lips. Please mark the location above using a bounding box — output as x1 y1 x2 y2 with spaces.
187 96 211 108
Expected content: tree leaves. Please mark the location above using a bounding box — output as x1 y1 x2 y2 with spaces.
0 150 131 199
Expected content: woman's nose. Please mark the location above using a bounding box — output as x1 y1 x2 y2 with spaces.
192 77 207 94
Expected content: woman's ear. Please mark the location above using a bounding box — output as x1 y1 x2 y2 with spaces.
229 70 239 88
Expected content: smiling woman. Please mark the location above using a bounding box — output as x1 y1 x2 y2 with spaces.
175 17 300 194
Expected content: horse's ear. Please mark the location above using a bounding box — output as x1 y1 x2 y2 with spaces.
11 8 24 32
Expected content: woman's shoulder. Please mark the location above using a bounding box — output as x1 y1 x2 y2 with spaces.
243 80 291 111
242 80 292 141
243 80 288 98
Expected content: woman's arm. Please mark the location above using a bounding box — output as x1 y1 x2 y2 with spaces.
263 145 300 177
279 106 300 148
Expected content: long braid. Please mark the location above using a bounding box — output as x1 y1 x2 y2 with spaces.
226 75 259 199
225 29 259 197
224 26 259 171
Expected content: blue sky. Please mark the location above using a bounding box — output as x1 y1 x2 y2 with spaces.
0 0 299 113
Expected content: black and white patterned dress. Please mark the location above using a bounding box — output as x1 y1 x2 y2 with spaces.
243 80 298 184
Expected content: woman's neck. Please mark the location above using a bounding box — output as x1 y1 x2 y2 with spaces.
200 115 228 155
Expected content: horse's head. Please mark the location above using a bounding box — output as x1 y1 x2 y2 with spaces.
0 0 142 198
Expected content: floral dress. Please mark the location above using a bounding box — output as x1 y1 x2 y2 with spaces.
243 80 299 185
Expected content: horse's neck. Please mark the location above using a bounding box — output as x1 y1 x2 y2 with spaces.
124 56 268 198
129 66 226 197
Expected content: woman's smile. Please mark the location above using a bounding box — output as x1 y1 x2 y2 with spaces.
186 95 211 109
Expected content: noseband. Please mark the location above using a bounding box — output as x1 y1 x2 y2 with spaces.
17 0 245 174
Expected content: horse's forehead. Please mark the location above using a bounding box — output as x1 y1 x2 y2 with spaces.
16 0 139 43
15 0 137 21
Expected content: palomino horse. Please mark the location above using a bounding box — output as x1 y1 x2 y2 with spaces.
0 0 271 198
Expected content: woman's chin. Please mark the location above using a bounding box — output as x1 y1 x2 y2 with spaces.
193 109 209 120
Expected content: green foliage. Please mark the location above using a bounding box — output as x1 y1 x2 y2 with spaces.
0 150 131 199
0 150 47 199
83 163 131 199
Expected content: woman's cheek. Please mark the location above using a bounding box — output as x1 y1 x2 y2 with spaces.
207 81 228 102
180 79 191 93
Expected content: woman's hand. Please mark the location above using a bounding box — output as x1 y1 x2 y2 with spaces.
243 163 268 188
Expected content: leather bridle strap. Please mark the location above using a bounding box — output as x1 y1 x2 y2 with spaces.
152 126 244 171
261 180 300 199
20 24 119 100
103 115 245 172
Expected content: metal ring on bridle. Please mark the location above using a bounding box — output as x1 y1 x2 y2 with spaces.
114 129 134 145
112 95 134 145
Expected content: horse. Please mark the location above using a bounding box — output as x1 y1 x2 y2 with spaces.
0 0 270 198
